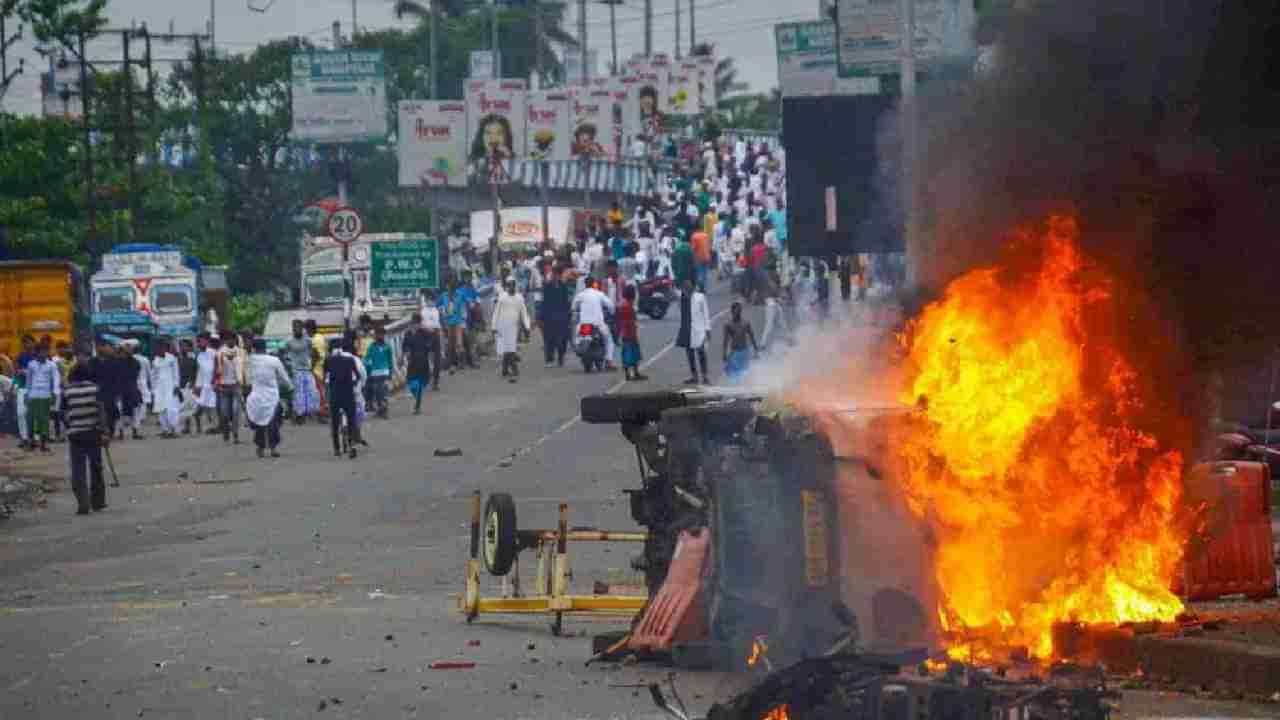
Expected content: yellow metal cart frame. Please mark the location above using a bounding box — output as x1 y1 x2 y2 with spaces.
457 491 649 635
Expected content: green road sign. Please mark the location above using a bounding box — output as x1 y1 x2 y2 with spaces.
370 239 440 292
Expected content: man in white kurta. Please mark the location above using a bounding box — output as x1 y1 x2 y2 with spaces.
150 340 181 438
572 280 616 370
194 334 217 432
491 280 531 382
245 340 293 458
128 341 152 433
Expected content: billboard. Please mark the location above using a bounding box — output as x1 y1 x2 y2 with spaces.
471 207 574 248
693 55 718 112
465 79 528 161
525 91 573 161
668 62 699 116
775 20 838 97
836 0 977 78
397 100 468 187
570 89 615 160
290 50 388 143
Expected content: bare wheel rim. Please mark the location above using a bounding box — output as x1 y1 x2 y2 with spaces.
483 509 500 569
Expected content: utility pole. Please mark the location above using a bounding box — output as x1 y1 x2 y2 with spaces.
643 0 652 57
352 0 358 39
533 0 543 88
330 22 349 205
578 0 587 85
0 5 23 102
674 0 681 60
123 30 140 240
490 0 499 76
209 0 215 55
605 0 618 75
79 31 96 255
332 20 341 49
430 0 439 96
900 0 918 287
689 0 695 52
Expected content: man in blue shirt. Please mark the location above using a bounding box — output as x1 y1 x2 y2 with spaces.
769 207 787 250
438 274 479 372
363 326 394 419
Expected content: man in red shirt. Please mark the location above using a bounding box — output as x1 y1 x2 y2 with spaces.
690 229 711 289
749 239 768 304
618 285 648 382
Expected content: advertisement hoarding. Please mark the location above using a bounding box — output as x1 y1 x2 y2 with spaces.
613 76 643 153
775 20 838 97
693 55 718 112
668 62 699 116
397 100 469 187
470 207 574 248
570 89 616 160
290 50 388 143
525 91 573 162
464 79 528 160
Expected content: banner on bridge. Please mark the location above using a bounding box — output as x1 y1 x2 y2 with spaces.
398 100 468 188
570 89 616 160
465 79 528 162
525 91 573 162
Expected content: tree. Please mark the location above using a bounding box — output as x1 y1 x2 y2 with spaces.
16 0 107 59
689 42 741 104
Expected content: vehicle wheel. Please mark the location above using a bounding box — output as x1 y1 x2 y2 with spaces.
482 492 519 577
646 303 668 321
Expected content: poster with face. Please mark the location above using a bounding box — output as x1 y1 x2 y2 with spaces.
524 91 572 161
570 89 615 160
465 78 528 161
398 100 468 187
668 61 699 116
694 55 718 113
633 57 667 137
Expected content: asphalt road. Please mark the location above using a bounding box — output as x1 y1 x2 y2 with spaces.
1 279 1276 720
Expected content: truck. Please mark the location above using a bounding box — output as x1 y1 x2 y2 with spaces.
263 233 442 345
0 260 89 359
89 244 227 346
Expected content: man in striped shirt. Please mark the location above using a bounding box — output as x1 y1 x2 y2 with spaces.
64 347 109 515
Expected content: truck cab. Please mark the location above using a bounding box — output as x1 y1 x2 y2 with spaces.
90 244 202 342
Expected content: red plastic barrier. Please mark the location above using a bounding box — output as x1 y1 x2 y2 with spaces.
1175 461 1277 601
628 529 710 652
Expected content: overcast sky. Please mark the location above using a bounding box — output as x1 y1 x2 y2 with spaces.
1 0 819 116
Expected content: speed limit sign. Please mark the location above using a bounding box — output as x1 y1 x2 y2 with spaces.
327 207 364 244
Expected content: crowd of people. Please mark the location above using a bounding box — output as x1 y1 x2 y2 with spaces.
0 130 898 517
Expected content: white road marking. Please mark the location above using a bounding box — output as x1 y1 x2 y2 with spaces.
487 307 731 471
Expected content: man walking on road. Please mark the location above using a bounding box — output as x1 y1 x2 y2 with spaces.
215 335 244 445
677 279 711 385
403 319 434 415
325 336 364 458
540 266 573 368
150 338 181 439
363 326 393 419
192 334 217 434
245 339 292 459
64 351 109 515
24 338 60 453
286 321 320 425
492 278 531 383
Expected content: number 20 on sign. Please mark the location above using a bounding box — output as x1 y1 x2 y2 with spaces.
328 208 364 244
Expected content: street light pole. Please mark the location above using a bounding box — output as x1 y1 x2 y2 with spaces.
900 0 918 288
644 0 652 57
491 0 499 76
688 0 695 51
674 0 681 60
430 0 439 97
578 0 588 85
606 0 618 75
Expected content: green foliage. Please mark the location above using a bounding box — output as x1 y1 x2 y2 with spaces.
15 0 107 51
228 292 273 334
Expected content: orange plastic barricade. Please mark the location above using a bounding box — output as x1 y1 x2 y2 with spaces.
628 529 711 652
1176 461 1277 601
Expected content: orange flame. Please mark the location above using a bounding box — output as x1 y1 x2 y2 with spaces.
895 214 1187 659
762 705 790 720
746 635 769 668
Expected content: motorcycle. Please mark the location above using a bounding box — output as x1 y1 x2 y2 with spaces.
573 322 607 373
637 276 674 320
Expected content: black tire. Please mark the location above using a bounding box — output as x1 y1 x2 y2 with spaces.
580 390 690 425
646 302 668 320
482 493 519 577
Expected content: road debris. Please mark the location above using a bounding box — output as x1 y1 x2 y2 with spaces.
428 661 476 670
434 448 463 457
